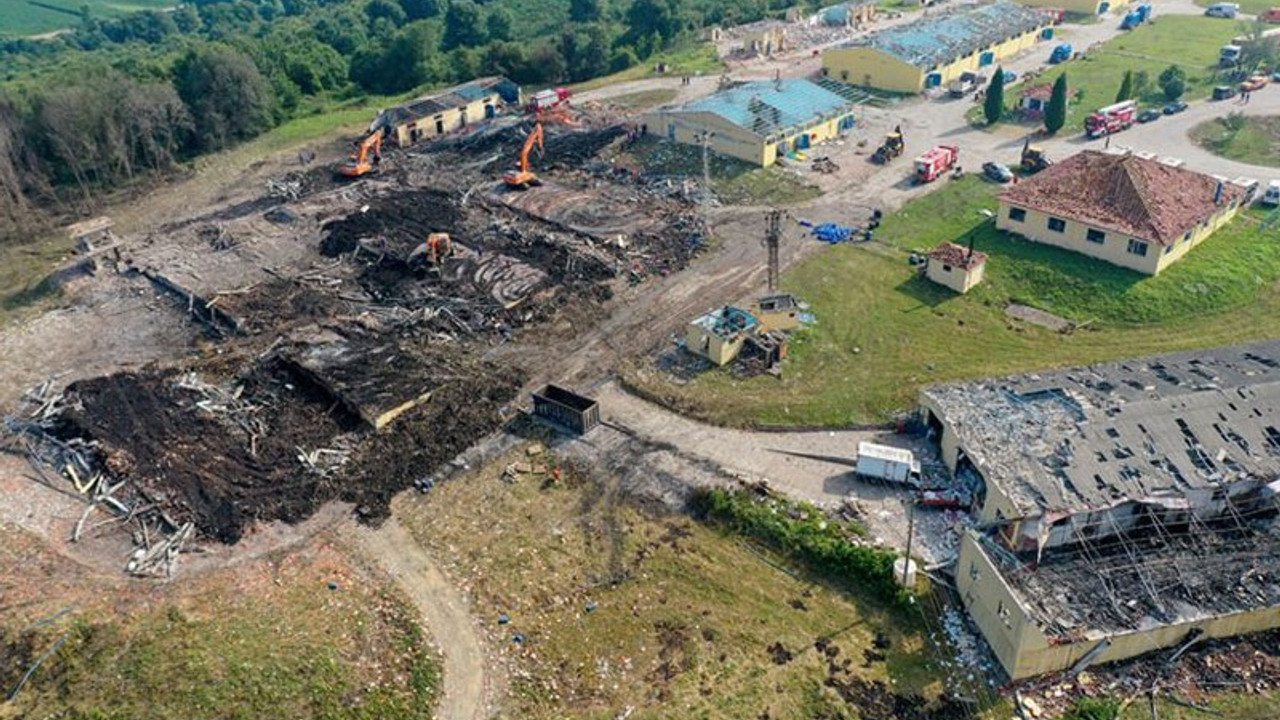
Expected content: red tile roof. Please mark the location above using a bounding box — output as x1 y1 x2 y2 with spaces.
1019 83 1079 101
928 242 988 269
998 151 1244 246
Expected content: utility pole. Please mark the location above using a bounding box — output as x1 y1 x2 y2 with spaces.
764 209 782 291
902 499 916 587
696 130 715 227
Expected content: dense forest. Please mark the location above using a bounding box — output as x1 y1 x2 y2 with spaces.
0 0 813 239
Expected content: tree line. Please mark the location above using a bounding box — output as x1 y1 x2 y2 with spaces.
0 0 815 239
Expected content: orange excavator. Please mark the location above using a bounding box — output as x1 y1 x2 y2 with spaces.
408 233 453 269
336 128 383 178
502 123 545 190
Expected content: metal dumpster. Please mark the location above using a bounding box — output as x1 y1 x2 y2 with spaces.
532 384 600 435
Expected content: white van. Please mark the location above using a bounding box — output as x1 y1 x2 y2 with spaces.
1262 180 1280 207
1206 2 1240 18
1232 176 1260 203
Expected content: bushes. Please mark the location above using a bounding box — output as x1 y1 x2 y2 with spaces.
691 487 906 605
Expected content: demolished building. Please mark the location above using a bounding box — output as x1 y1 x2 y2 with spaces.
920 342 1280 679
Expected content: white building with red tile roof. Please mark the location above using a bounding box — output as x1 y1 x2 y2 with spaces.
996 150 1245 275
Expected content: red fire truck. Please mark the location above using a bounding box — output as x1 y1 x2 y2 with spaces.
1084 99 1137 139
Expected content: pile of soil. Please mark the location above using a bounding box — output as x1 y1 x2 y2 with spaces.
59 365 357 543
320 188 465 256
216 279 353 335
53 341 523 543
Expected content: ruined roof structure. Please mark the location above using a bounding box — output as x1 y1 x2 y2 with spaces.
838 1 1050 69
380 77 514 125
690 306 759 339
927 242 987 270
999 151 1245 246
923 340 1280 518
977 515 1280 636
669 79 855 138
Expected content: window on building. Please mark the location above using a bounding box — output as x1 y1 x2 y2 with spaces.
969 562 980 581
1047 217 1066 232
1086 228 1106 244
942 264 953 273
1127 239 1148 256
998 601 1010 620
1008 207 1026 222
1184 231 1192 244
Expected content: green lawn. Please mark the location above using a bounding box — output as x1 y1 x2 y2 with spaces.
1191 113 1280 165
1000 16 1241 130
624 176 1280 427
569 43 724 93
1195 0 1277 16
0 0 172 37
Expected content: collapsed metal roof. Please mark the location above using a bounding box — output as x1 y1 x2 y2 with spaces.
660 79 856 138
923 340 1280 517
838 0 1052 70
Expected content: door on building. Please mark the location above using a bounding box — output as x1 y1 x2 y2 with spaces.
485 103 495 119
1041 28 1054 39
1099 1 1109 12
979 51 994 66
435 119 445 134
796 134 811 150
926 73 942 88
667 123 676 140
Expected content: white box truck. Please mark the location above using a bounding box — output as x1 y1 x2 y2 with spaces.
856 442 921 484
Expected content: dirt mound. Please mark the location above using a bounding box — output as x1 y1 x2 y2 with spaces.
58 365 356 543
545 126 628 168
51 338 522 544
215 279 353 335
320 188 465 257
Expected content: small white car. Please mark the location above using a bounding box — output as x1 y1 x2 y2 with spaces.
1261 180 1280 207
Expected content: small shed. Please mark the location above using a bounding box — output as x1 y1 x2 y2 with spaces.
1019 83 1078 115
686 306 759 366
925 242 988 294
751 293 803 332
532 385 600 435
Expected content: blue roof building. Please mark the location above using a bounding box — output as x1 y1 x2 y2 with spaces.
823 1 1053 93
640 79 859 167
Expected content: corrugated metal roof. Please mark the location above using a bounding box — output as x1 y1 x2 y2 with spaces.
666 79 855 137
839 0 1051 70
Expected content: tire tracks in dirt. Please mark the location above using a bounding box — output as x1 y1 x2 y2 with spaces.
345 516 490 720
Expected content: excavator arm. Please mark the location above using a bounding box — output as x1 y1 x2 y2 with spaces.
503 123 545 189
336 128 384 178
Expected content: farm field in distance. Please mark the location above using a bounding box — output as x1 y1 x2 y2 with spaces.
0 0 173 37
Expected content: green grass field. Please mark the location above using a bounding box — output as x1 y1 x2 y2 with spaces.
1196 0 1277 16
1 528 440 720
0 0 173 37
397 445 961 720
1191 113 1280 165
624 175 1280 427
985 16 1243 129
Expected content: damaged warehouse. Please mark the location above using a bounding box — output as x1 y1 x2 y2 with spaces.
919 342 1280 679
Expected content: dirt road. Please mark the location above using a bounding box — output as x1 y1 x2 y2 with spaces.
346 517 490 720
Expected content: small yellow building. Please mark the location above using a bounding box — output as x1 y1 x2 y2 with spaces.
997 151 1245 275
685 306 760 366
751 294 804 332
640 79 859 167
924 243 987 294
821 0 1053 93
374 77 519 147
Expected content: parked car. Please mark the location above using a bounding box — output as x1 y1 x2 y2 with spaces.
1262 6 1280 22
1162 100 1189 115
1049 43 1073 64
1205 2 1240 18
1001 70 1018 84
1242 75 1269 92
982 161 1014 184
1213 84 1238 101
1262 180 1280 207
1137 109 1161 123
